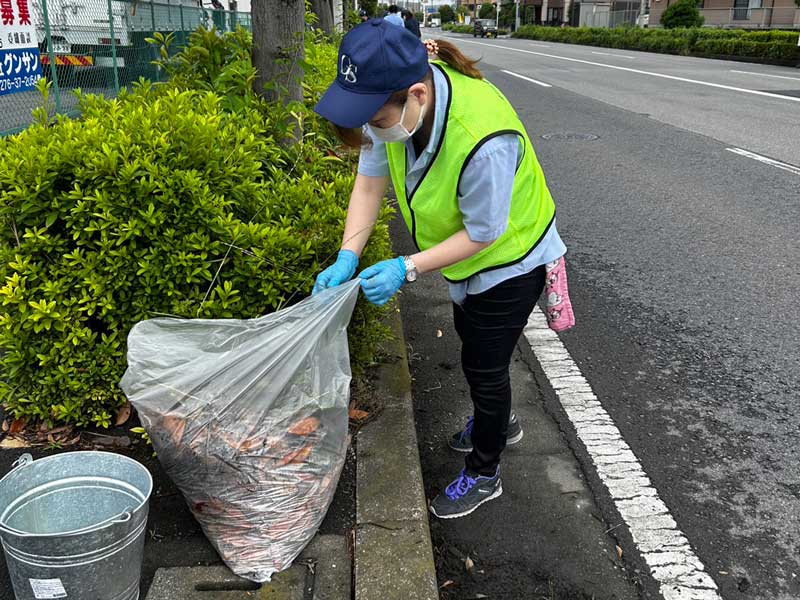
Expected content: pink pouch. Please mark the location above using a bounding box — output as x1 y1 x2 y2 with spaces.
544 257 575 333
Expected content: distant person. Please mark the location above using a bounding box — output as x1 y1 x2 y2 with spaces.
384 5 405 27
402 9 421 38
210 0 225 30
359 8 369 22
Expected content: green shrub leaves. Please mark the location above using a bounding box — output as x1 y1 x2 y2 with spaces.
512 26 799 64
0 28 393 427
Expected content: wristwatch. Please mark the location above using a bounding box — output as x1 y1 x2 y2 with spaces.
402 256 418 283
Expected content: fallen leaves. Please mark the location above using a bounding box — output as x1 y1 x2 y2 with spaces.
616 545 624 558
9 418 26 435
348 408 369 423
288 416 320 436
465 556 475 574
440 580 455 589
436 329 443 338
115 401 132 426
0 420 80 449
0 437 30 448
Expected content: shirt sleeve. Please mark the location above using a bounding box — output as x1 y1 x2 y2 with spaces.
457 134 522 243
357 131 391 178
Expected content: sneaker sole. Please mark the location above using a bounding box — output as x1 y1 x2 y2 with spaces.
429 481 503 519
448 429 524 453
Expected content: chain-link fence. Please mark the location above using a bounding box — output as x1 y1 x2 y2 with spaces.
1 0 251 137
580 7 644 27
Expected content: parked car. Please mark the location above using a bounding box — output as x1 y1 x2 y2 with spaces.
473 19 498 38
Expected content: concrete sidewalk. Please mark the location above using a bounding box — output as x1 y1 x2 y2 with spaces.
391 217 644 599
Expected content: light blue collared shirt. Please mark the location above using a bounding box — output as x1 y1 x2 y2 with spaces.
383 13 405 27
358 66 566 304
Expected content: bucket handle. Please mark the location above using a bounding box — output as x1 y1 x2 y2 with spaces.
112 510 133 524
0 453 33 486
11 453 33 470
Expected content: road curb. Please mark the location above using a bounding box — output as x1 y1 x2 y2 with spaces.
354 308 439 600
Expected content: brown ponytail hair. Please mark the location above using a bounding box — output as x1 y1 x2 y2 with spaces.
330 40 482 148
429 39 483 80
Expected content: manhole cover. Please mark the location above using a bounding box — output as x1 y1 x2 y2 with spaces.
541 132 599 141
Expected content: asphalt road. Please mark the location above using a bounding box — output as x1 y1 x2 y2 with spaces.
441 33 800 166
406 32 800 599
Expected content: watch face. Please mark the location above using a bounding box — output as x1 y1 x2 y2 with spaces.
406 269 418 282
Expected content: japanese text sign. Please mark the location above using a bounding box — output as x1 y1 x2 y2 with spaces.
0 0 43 96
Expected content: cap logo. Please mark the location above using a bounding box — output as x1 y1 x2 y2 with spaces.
340 55 358 84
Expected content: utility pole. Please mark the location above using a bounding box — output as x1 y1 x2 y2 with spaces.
515 0 520 30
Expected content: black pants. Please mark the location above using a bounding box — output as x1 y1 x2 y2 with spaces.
453 266 546 476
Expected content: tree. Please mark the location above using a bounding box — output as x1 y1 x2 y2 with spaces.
479 2 494 18
310 0 335 35
498 0 515 27
523 4 535 24
439 4 456 22
252 0 305 104
661 0 704 28
361 0 378 16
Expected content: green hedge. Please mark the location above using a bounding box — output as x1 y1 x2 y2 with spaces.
443 23 474 34
441 23 508 35
512 25 800 63
0 28 393 427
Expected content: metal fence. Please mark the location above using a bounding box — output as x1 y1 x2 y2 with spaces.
580 7 644 28
1 0 251 137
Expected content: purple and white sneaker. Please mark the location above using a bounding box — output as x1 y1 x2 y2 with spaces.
448 413 523 453
429 468 503 519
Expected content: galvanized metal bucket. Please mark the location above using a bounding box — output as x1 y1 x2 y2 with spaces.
0 451 153 600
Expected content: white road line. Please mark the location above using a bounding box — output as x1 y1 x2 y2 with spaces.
529 42 552 48
726 147 800 176
452 38 800 103
524 308 722 600
730 69 800 83
592 51 636 59
500 69 552 87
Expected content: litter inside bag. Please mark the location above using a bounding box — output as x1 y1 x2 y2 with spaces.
120 281 360 582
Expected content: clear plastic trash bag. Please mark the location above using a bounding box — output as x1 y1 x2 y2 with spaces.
119 280 360 582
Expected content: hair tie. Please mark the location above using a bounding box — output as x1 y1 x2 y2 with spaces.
423 39 439 58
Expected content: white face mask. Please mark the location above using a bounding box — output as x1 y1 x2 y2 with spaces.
368 97 426 143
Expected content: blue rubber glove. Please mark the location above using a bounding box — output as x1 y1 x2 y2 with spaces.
313 250 359 295
358 257 406 306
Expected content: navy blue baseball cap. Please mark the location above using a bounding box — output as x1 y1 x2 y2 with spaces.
314 19 429 129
